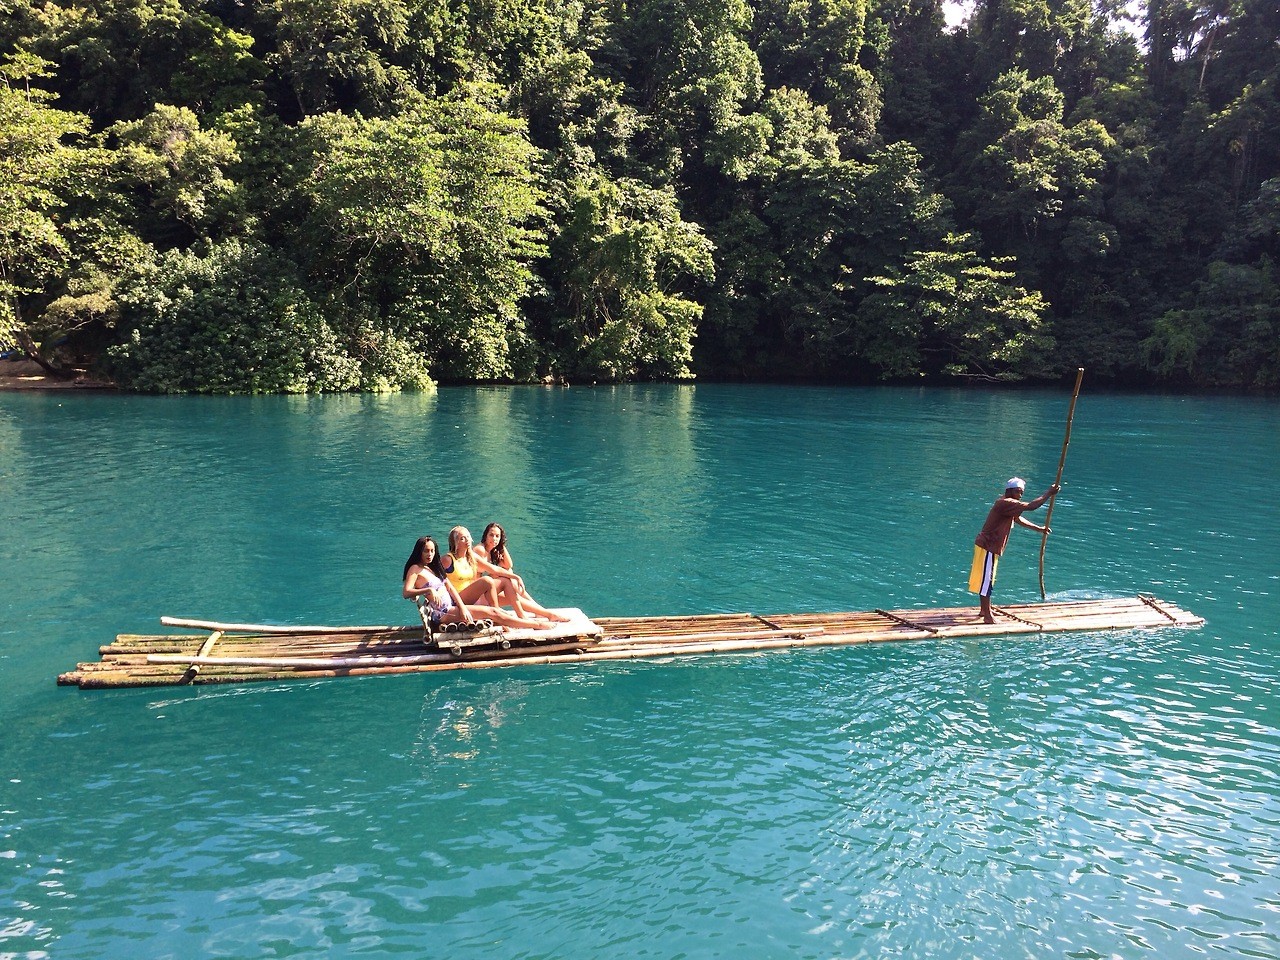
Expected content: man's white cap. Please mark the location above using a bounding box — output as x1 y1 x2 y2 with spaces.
1005 477 1026 490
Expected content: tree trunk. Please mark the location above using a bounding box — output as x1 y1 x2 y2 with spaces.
13 328 74 378
1198 22 1217 93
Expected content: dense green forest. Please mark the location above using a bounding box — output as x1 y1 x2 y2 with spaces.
1 0 1277 390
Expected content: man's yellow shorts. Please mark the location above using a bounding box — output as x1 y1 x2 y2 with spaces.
968 545 998 596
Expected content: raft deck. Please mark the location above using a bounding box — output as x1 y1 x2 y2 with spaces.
57 595 1203 690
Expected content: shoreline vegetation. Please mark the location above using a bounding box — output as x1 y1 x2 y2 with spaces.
6 358 1273 397
2 0 1277 395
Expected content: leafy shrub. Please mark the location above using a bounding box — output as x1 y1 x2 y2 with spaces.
107 238 427 392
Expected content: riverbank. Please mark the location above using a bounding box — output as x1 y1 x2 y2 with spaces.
0 358 114 390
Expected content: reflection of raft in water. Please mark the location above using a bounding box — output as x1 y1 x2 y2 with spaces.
57 596 1202 690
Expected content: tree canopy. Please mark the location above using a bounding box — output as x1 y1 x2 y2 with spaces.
2 0 1277 390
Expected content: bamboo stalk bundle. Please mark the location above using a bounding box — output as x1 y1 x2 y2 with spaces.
57 596 1204 690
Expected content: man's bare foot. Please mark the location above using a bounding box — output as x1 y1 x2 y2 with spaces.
982 616 996 624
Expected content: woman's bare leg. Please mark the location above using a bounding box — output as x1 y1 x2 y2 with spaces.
466 603 552 630
459 577 501 607
512 588 571 622
493 581 534 619
438 605 546 631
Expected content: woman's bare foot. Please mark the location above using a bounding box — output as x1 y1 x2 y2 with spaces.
513 615 555 630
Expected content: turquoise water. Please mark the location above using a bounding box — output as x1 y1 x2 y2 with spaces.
1 385 1277 959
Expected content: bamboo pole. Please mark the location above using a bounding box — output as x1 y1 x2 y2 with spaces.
145 631 861 673
150 652 467 669
179 630 222 685
160 616 414 634
1039 368 1084 599
1137 594 1182 622
874 609 939 634
594 626 825 647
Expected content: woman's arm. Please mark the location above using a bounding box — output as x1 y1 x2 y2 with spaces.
470 547 523 587
403 566 432 600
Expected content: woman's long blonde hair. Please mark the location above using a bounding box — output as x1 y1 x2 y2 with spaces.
448 526 472 555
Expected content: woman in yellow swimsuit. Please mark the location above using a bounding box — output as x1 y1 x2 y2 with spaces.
442 526 540 620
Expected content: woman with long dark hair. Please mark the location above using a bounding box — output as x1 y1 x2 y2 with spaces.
402 536 543 631
478 522 569 622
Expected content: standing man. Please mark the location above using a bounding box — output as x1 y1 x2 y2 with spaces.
970 477 1059 623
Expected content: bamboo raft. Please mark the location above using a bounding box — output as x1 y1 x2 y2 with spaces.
57 595 1202 690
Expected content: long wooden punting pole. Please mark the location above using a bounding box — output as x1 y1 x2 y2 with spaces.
1039 368 1085 599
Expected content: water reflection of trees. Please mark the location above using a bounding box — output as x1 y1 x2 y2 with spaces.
423 385 708 617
